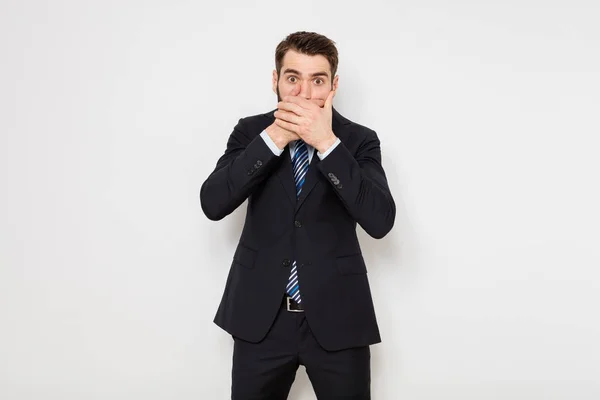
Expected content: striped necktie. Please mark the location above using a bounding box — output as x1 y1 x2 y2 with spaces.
286 140 308 303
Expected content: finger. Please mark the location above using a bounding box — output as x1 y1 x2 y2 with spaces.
313 99 326 108
277 101 307 117
283 95 316 110
274 118 300 134
274 109 303 125
325 89 336 110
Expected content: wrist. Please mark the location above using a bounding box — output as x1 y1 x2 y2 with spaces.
316 132 337 154
265 125 288 150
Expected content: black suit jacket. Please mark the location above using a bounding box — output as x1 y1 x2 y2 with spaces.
200 107 396 351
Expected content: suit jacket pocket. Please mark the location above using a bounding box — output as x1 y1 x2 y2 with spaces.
233 244 257 269
336 253 367 275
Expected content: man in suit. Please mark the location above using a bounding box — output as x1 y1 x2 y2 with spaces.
200 31 395 399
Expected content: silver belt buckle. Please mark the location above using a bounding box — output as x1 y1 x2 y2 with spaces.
286 296 304 312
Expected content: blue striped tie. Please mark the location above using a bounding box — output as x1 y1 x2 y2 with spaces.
286 140 309 303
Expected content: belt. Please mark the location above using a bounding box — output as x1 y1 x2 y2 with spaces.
283 295 304 312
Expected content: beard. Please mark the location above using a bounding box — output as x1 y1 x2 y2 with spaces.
276 83 282 102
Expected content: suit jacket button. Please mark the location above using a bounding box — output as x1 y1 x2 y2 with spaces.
247 170 254 175
336 183 343 189
256 160 263 166
294 220 302 228
282 259 291 267
328 172 335 178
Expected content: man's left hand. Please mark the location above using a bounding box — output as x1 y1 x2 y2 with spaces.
274 90 338 154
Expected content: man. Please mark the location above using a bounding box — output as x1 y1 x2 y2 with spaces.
200 31 395 399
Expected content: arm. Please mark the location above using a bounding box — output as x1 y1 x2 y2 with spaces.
317 130 396 239
200 118 281 221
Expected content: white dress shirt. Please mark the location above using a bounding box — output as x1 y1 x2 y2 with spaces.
260 130 341 162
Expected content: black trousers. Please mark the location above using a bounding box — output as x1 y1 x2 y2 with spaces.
231 296 371 400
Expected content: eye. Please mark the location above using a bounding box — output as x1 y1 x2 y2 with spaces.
287 76 298 83
314 78 324 85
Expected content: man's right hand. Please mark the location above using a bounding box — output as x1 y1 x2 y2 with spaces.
265 121 300 150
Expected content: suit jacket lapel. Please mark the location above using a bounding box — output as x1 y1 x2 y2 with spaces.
276 146 297 205
295 153 320 211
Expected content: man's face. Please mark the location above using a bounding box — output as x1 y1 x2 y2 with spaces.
272 50 339 108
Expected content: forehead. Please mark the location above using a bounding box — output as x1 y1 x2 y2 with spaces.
281 50 331 77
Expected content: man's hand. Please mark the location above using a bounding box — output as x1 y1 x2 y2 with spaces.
265 120 300 150
274 90 338 154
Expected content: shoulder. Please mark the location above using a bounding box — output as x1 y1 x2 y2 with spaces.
241 109 276 126
223 110 275 144
232 109 276 135
333 109 379 145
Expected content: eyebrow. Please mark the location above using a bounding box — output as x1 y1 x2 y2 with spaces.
282 68 329 78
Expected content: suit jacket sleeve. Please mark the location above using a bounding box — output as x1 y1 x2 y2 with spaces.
200 118 280 221
317 129 396 239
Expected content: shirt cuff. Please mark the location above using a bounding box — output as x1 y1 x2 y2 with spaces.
260 130 284 156
317 138 341 160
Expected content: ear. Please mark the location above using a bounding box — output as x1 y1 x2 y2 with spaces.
272 70 278 95
332 75 339 92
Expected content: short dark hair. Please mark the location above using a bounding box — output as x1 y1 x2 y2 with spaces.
275 31 339 78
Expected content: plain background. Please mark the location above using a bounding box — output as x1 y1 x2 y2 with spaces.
1 0 599 399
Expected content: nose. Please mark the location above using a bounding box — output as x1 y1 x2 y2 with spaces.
299 80 311 99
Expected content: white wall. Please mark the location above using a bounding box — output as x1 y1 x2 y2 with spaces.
1 0 599 399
